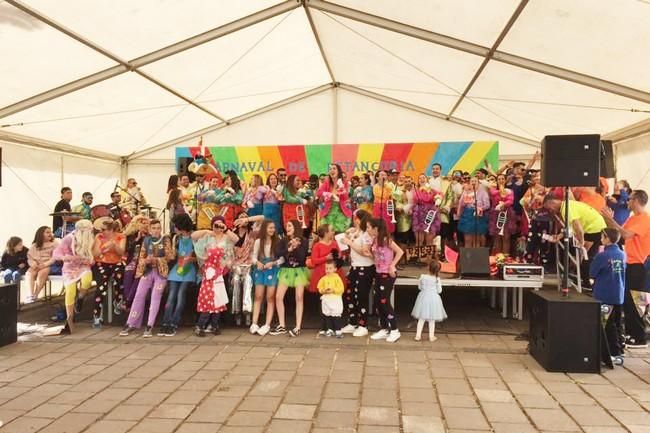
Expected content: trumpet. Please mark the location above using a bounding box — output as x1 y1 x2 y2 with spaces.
296 204 307 229
386 199 396 223
496 210 507 236
424 210 436 233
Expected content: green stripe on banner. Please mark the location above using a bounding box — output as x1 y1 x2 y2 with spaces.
481 142 499 174
209 146 240 175
305 144 331 176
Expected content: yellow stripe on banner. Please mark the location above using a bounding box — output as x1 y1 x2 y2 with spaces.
450 141 495 174
355 143 385 176
235 146 262 183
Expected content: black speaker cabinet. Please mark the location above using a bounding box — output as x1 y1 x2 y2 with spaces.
600 140 616 179
459 247 490 277
528 290 600 373
541 134 600 187
0 283 18 347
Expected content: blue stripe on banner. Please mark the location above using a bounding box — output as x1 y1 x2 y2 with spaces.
427 141 473 176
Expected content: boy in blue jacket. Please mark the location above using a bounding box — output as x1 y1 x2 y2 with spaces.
590 228 626 357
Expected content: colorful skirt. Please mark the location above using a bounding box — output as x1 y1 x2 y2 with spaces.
321 203 350 233
247 202 263 217
457 207 488 235
373 202 395 233
277 267 310 287
252 258 279 286
263 202 284 235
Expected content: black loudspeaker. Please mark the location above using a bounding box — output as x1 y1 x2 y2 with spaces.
541 134 600 187
600 140 616 179
459 247 490 277
528 291 600 373
177 157 194 177
0 283 18 347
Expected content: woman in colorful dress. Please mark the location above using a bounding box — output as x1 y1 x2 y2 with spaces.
317 163 352 233
243 174 264 217
521 170 552 266
352 173 374 214
413 174 441 262
192 215 237 334
282 174 311 231
274 219 310 337
373 170 395 233
457 176 490 248
26 226 59 303
488 174 516 255
52 219 95 333
217 171 244 229
91 219 126 327
262 173 284 236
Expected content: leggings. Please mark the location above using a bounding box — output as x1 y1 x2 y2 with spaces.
374 273 397 330
345 265 375 328
323 315 341 332
93 262 125 319
64 271 93 307
127 269 167 328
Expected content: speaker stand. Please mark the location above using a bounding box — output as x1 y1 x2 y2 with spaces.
562 187 570 297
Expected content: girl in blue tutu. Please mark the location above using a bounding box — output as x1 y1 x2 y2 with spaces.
411 259 447 342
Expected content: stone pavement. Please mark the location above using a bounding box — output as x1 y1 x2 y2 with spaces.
0 326 649 433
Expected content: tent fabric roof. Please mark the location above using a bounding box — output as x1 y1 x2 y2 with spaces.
1 0 649 160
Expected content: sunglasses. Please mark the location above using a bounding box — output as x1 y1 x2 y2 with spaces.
213 224 224 229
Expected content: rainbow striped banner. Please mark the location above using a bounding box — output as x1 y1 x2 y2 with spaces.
176 141 498 182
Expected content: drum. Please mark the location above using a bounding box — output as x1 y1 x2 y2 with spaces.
197 203 220 230
119 208 132 227
90 205 110 221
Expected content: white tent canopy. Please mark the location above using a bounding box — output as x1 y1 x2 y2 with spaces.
1 0 650 243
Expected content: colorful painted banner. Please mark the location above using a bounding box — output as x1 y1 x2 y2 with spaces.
176 141 499 182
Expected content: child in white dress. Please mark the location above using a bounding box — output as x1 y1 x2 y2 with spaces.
411 259 447 341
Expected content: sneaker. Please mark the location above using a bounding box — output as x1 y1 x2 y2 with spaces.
269 325 287 335
386 330 401 343
625 337 648 348
257 324 270 336
289 328 301 337
318 330 327 336
74 297 84 314
194 326 205 337
429 335 438 342
335 331 343 339
341 324 357 334
414 335 422 342
92 317 102 329
113 300 122 316
325 329 334 337
352 326 368 337
143 326 153 338
211 327 221 336
24 295 35 304
249 323 260 334
157 326 169 337
165 327 177 337
119 325 134 336
370 329 390 340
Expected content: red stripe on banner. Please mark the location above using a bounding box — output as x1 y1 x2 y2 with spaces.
278 145 308 178
380 143 414 172
331 144 359 175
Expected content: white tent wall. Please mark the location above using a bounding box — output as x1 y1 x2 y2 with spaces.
0 142 120 247
614 134 650 193
127 87 540 211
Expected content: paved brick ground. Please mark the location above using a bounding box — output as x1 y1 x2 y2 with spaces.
1 324 649 433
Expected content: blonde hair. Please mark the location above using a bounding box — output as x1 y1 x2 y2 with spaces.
73 220 94 259
123 215 149 236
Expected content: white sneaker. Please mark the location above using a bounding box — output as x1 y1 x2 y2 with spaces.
370 329 389 340
340 324 356 334
318 330 327 336
386 330 401 343
24 295 35 304
325 329 334 337
257 324 270 336
249 323 260 334
352 326 368 337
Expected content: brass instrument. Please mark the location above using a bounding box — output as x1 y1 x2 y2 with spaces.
424 210 436 233
387 199 396 223
496 210 507 236
296 204 307 229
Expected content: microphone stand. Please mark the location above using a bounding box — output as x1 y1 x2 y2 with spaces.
473 182 479 248
116 183 142 213
561 186 570 298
